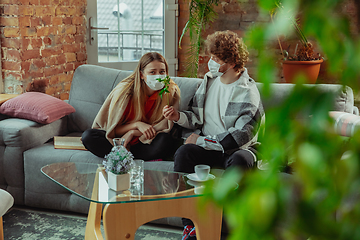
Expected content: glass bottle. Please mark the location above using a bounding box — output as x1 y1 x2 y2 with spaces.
112 138 125 151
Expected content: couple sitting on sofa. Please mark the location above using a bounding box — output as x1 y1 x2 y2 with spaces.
81 30 265 240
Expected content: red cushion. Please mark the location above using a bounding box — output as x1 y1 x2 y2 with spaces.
0 92 75 124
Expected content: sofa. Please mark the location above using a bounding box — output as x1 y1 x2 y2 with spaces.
0 64 358 227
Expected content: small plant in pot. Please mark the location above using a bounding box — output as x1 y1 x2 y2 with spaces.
103 138 134 191
274 3 323 83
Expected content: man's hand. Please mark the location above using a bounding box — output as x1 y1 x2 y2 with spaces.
135 122 156 139
162 105 180 122
185 133 200 144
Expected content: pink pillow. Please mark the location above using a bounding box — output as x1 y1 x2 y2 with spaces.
0 92 75 124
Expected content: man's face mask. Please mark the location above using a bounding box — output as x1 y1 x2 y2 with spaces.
208 58 225 76
145 75 166 91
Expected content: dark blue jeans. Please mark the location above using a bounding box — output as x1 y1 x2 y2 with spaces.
174 144 256 173
174 143 256 227
81 128 180 160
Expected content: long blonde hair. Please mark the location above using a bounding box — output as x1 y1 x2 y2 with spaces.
116 52 180 125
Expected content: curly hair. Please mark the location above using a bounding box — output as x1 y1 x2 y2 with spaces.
205 30 249 72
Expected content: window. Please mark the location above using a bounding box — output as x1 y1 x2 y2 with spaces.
87 0 178 75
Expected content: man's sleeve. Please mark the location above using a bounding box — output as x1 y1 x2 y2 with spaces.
196 92 265 152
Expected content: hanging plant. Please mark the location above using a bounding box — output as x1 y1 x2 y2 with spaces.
179 0 220 77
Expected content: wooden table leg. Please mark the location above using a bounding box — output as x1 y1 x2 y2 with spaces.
85 167 104 240
102 197 222 240
0 216 4 240
85 201 104 240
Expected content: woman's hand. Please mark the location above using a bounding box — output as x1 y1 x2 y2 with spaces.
121 130 142 148
135 122 156 139
162 105 180 121
121 130 134 148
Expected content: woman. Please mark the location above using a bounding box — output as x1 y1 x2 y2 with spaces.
82 52 181 160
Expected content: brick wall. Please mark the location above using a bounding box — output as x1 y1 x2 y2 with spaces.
0 0 87 99
0 1 358 98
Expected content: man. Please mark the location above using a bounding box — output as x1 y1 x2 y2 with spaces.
163 30 265 240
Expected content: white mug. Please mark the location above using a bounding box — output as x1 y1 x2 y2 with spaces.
195 165 210 180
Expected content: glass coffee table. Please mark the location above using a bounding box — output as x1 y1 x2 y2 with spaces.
41 162 222 240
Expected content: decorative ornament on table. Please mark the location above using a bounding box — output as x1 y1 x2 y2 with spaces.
103 138 134 191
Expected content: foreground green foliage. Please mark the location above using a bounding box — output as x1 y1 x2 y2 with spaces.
201 0 360 239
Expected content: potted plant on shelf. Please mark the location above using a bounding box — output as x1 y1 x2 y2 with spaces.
103 138 134 191
273 3 323 83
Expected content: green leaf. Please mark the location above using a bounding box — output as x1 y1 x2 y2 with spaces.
212 168 242 203
257 0 278 11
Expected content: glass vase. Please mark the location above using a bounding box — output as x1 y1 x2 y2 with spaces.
113 138 125 150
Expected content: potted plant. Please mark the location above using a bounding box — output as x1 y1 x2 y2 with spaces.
103 138 134 191
274 3 323 83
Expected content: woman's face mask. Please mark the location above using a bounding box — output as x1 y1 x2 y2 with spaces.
208 58 225 76
145 75 166 91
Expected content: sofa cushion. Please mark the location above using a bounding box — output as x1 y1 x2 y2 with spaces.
0 92 75 124
172 77 202 111
256 83 355 114
67 65 132 132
